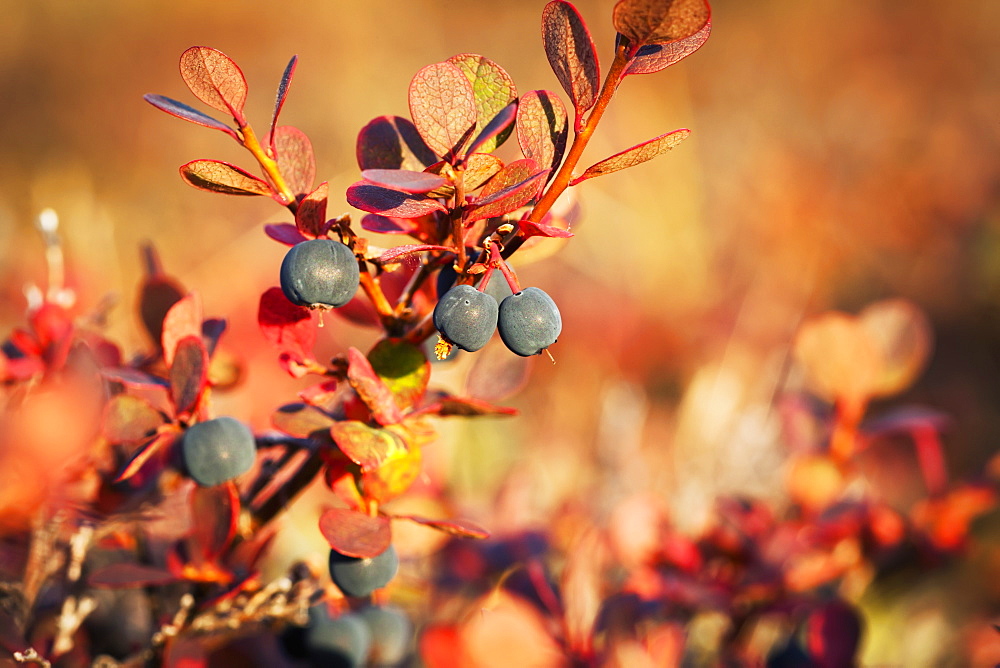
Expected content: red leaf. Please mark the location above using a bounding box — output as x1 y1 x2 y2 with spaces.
465 102 518 157
269 55 298 140
360 214 420 236
408 62 478 158
516 90 569 177
347 347 404 425
295 182 328 238
272 125 316 197
418 392 518 417
464 153 505 192
806 600 862 667
466 160 548 222
88 563 178 588
190 483 239 563
179 160 273 197
101 367 170 391
357 115 438 171
368 339 431 412
625 19 711 74
162 293 202 367
573 128 690 183
178 46 248 123
115 430 178 483
257 287 316 364
362 169 448 194
519 218 574 239
613 0 711 48
272 402 337 438
398 514 490 539
542 1 600 117
447 54 518 154
347 182 447 219
378 244 452 266
170 336 209 417
330 421 407 471
264 223 308 246
319 507 392 558
102 395 166 443
143 94 238 140
138 245 186 349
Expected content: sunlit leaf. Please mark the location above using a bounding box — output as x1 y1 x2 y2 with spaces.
794 311 881 406
330 420 407 471
143 94 238 139
362 169 448 194
178 46 248 123
517 90 569 178
447 54 517 154
519 218 574 239
162 292 202 367
347 347 403 425
257 287 316 364
295 182 328 238
169 336 208 417
465 102 518 157
272 402 336 438
377 244 452 266
368 339 431 411
542 1 600 117
408 61 477 158
466 160 548 222
115 431 178 483
612 0 711 48
272 126 316 197
269 54 298 139
463 153 505 192
319 507 392 558
573 128 690 183
859 299 932 399
347 182 447 219
398 514 490 539
357 115 439 171
264 223 308 246
102 395 166 443
363 445 422 504
624 19 711 74
179 160 273 196
360 214 420 236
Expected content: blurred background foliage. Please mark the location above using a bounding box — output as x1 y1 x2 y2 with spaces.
1 0 999 663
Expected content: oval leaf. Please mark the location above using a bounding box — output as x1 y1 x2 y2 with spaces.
319 507 392 558
517 90 569 177
115 431 177 483
360 214 419 236
612 0 711 48
295 182 328 238
347 183 447 219
272 126 316 197
357 115 439 171
264 223 308 246
542 1 600 117
102 395 166 443
190 483 239 562
465 102 518 158
258 287 316 363
330 421 407 471
143 94 238 139
179 46 248 122
368 339 431 412
447 54 518 154
170 336 209 417
269 55 298 138
347 347 404 425
408 62 477 158
625 19 711 75
398 514 490 539
180 160 274 196
464 153 505 192
362 169 448 194
574 128 690 183
272 402 336 438
859 299 932 398
466 159 548 222
162 292 202 367
363 445 422 505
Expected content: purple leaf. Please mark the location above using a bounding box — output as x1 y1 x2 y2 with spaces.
360 214 419 235
465 102 518 157
272 126 316 197
347 183 447 219
178 46 248 124
143 94 239 140
378 244 452 265
572 128 690 183
542 1 601 118
179 160 274 196
361 169 448 194
625 19 712 74
408 62 477 158
269 54 298 139
357 115 438 171
466 160 548 222
264 223 308 246
516 90 569 177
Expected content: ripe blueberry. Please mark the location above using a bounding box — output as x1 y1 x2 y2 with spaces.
497 287 562 356
358 605 412 665
280 238 359 308
433 284 499 353
181 416 256 487
328 544 399 598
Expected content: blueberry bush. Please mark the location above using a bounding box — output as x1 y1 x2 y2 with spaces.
1 0 999 666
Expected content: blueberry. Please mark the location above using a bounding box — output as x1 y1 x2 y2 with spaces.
280 238 360 308
359 605 412 665
433 285 498 353
437 262 513 304
307 608 372 668
181 416 256 486
497 287 562 356
328 544 399 598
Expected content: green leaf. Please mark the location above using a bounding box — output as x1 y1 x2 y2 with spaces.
347 347 404 425
408 61 477 159
542 1 600 117
368 339 430 412
572 128 690 183
330 421 407 471
179 160 274 197
516 90 569 178
178 46 248 123
319 508 392 559
612 0 711 49
447 54 517 154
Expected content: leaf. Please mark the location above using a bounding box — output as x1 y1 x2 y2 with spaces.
517 90 569 177
347 347 403 425
377 244 452 266
465 343 533 402
162 293 202 367
272 126 316 197
143 94 238 139
201 318 227 358
612 0 711 48
257 287 316 363
170 336 209 417
397 514 490 539
347 182 447 219
858 299 932 399
418 391 518 417
269 55 298 139
295 182 328 238
464 153 505 192
465 102 518 157
408 61 478 158
89 563 178 588
178 46 248 123
319 507 392 558
363 445 422 505
625 19 711 74
357 115 439 171
362 169 447 194
542 1 600 117
330 421 407 471
368 339 430 412
272 402 336 438
115 431 178 483
102 395 166 443
264 222 308 246
138 245 186 348
101 367 171 391
179 160 274 196
447 54 518 154
573 128 690 183
466 160 548 222
794 311 882 406
519 218 573 239
190 483 239 563
360 214 420 236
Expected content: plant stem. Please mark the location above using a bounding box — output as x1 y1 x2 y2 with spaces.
239 124 297 208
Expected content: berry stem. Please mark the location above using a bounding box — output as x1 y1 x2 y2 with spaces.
487 241 520 293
